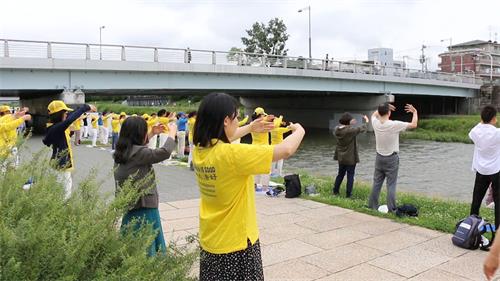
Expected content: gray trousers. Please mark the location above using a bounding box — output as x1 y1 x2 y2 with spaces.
368 153 399 212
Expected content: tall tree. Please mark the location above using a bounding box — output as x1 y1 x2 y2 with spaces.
241 18 289 56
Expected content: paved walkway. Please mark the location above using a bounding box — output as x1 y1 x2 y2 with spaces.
161 196 492 281
23 137 493 280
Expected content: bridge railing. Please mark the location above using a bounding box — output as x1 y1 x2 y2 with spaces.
1 39 481 84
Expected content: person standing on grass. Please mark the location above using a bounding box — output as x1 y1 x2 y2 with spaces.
368 102 418 212
469 105 500 232
192 93 305 281
333 113 369 198
113 116 177 256
43 101 96 199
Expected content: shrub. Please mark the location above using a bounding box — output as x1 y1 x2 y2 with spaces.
0 150 197 281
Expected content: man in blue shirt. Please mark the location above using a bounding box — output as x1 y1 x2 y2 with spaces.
176 112 188 157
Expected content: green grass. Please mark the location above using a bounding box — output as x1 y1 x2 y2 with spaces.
290 173 493 234
91 101 200 116
402 115 480 144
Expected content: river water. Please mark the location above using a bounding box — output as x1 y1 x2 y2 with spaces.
283 130 476 202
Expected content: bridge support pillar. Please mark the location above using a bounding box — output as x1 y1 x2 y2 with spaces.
20 89 86 134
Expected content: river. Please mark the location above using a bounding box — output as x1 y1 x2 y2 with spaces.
283 130 476 202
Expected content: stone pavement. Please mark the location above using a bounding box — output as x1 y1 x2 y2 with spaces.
160 196 493 281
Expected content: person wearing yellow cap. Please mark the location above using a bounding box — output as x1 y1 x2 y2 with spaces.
270 115 291 177
42 100 96 199
71 116 83 146
111 113 124 151
157 109 174 154
0 106 31 167
99 112 111 145
251 107 272 192
89 114 99 147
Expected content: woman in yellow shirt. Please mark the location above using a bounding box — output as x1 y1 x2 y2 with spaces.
270 116 291 177
72 117 82 146
251 107 272 192
193 93 305 280
186 111 197 169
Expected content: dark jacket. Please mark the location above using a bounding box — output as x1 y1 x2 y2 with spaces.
43 104 90 170
334 123 367 165
114 137 175 210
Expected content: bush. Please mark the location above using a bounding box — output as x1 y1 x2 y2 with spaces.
0 150 197 281
402 115 479 144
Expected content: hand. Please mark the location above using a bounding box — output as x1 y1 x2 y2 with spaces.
89 105 97 112
23 114 32 122
167 122 177 138
389 104 396 111
250 117 274 133
363 115 369 123
14 111 26 119
151 124 165 135
288 122 303 132
404 104 417 114
484 253 499 280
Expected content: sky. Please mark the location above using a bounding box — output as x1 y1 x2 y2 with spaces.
1 0 499 70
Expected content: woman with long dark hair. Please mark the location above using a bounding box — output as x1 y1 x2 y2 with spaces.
193 93 305 280
113 116 177 256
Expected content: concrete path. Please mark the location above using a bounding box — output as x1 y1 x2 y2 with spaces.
160 196 493 281
23 137 493 280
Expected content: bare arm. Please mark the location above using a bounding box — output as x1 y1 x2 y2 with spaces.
405 104 418 129
230 117 274 141
272 123 305 161
484 238 500 280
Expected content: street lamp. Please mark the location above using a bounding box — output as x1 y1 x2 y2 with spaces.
298 6 311 59
99 25 105 60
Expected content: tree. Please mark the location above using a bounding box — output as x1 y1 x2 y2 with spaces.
227 46 243 63
241 18 289 56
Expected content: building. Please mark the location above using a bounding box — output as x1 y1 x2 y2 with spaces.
367 48 406 69
438 40 500 85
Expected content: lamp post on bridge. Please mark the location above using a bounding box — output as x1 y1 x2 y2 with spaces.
99 25 105 60
298 6 311 59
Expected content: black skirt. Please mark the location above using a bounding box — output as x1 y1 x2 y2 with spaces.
200 239 264 281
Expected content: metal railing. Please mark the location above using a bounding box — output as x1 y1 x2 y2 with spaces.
0 39 481 85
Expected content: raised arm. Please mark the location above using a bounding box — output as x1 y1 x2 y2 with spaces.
230 117 274 141
272 123 305 161
405 104 418 129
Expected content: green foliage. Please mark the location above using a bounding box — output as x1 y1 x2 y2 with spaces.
0 150 197 281
92 101 199 116
402 115 480 144
241 18 289 56
295 172 493 234
227 47 243 63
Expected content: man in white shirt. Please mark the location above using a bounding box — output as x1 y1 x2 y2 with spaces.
469 105 500 230
368 102 418 212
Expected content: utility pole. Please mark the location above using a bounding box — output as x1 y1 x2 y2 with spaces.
419 45 427 72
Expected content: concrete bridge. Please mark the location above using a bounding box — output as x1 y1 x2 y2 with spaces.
0 39 481 129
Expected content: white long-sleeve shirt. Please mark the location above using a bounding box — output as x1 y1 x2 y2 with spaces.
469 123 500 175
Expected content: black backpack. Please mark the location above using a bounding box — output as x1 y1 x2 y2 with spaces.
452 215 495 250
284 174 301 198
395 204 418 217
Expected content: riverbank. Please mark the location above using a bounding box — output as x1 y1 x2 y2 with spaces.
291 173 493 234
402 115 479 144
92 101 199 115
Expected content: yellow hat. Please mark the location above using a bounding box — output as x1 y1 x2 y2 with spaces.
142 113 150 119
254 107 267 116
0 105 11 113
120 112 126 116
48 100 73 115
131 114 137 117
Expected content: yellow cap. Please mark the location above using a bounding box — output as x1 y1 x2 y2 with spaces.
48 100 73 115
254 107 267 116
142 113 150 119
120 112 126 116
0 105 11 113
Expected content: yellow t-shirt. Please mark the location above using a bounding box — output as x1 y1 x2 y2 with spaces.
270 127 291 145
251 132 269 145
91 116 98 129
72 119 82 131
147 117 158 132
187 117 196 143
102 115 111 128
0 115 24 156
157 117 170 133
193 141 274 254
111 119 121 133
